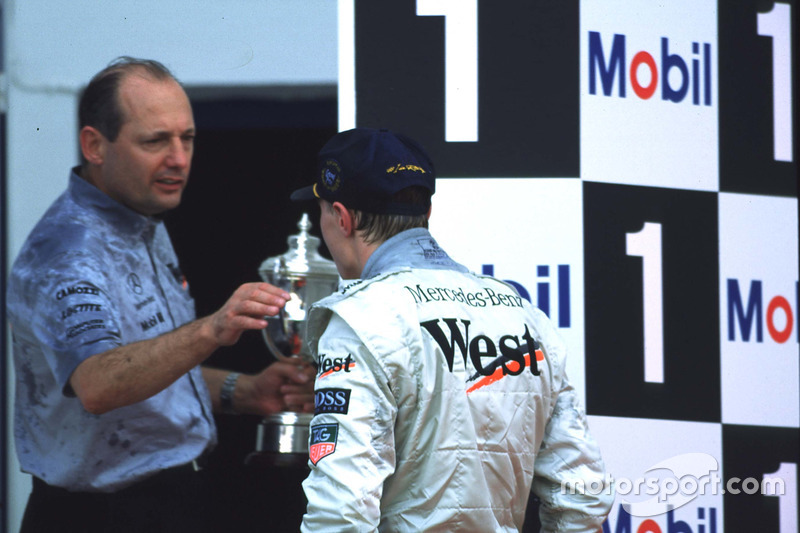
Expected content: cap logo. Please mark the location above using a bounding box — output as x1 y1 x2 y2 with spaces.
320 160 342 193
386 164 427 174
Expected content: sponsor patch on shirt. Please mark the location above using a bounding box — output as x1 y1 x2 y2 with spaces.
314 388 351 415
55 283 102 300
309 423 338 465
317 353 356 380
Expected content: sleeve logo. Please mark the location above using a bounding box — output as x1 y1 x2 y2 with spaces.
314 388 352 415
309 423 339 465
317 353 356 380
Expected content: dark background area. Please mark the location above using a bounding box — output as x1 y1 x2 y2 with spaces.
164 94 336 532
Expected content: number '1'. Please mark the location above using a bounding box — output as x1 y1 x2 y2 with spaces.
626 222 664 384
417 0 478 142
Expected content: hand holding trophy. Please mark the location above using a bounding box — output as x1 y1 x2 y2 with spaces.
247 214 339 467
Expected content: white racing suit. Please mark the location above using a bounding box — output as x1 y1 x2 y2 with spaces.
301 264 613 532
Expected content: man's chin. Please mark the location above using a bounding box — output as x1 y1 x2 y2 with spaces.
141 196 183 217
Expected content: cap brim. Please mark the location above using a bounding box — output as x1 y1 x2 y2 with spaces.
290 184 318 202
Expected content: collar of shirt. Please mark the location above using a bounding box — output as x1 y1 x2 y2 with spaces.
361 227 470 280
68 167 159 239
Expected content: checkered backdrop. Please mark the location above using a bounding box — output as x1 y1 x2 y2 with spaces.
342 1 799 531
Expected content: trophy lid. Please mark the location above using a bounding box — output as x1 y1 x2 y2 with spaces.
258 213 339 281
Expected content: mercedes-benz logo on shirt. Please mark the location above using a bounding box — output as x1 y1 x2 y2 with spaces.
127 273 144 294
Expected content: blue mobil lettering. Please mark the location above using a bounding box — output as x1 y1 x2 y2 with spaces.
727 279 797 344
603 505 717 533
482 264 571 328
588 31 712 106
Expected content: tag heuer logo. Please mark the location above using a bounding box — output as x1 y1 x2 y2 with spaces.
309 423 338 465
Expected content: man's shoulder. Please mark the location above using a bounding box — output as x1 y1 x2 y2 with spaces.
25 218 97 257
312 269 421 327
328 268 411 298
12 198 111 276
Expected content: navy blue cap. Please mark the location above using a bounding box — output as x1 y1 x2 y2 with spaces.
290 128 435 215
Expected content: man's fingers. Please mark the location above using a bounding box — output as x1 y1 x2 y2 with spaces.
274 363 314 386
243 282 290 305
255 282 291 300
226 285 289 320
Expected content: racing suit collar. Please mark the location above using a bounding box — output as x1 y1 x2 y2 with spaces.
361 227 469 280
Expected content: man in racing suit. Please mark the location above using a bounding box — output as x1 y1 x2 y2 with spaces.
291 127 613 531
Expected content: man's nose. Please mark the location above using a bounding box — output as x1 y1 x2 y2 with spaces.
166 138 191 168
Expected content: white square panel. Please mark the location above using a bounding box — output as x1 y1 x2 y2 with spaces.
588 415 724 531
580 0 719 191
719 193 799 427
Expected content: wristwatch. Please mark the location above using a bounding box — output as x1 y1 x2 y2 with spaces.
220 372 241 414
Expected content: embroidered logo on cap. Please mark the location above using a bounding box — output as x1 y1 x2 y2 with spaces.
386 164 427 174
320 159 342 193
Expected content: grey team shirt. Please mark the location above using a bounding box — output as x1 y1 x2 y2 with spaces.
7 170 215 492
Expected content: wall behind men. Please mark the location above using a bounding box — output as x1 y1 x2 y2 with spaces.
347 1 797 531
2 1 337 531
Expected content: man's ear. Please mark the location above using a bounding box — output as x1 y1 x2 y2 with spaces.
331 202 355 237
79 126 106 166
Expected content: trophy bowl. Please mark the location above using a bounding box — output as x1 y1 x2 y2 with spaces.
247 213 339 465
259 213 340 363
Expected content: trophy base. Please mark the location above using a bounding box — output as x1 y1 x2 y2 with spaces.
245 412 313 469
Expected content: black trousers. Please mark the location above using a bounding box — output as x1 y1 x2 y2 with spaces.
20 462 211 533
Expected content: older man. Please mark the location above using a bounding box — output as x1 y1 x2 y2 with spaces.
7 57 314 532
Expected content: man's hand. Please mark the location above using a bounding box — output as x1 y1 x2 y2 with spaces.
208 282 290 347
230 359 316 416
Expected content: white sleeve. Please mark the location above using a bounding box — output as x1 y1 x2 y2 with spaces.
301 313 398 533
531 375 615 532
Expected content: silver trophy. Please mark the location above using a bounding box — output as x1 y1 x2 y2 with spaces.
247 213 339 466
